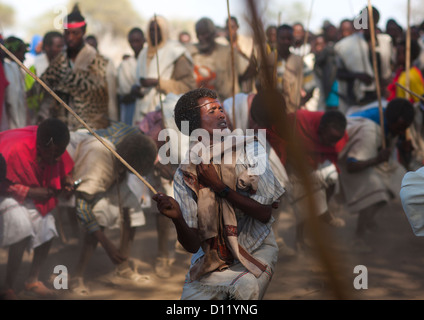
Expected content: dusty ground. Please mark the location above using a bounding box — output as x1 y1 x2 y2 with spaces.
1 195 424 301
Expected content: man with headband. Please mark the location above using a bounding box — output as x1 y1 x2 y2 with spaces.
37 4 117 131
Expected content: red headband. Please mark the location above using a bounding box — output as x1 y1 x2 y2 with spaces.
64 21 86 29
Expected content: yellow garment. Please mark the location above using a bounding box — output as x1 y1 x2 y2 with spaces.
397 67 424 103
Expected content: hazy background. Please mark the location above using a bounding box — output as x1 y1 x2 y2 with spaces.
0 0 422 66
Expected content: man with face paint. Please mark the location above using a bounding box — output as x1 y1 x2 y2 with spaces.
189 17 250 103
338 98 415 252
153 88 285 300
133 15 196 125
0 118 74 299
38 4 117 130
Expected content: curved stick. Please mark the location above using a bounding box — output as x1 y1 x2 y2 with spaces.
154 14 166 129
226 0 237 129
367 0 386 148
395 82 424 103
245 0 350 300
405 0 411 100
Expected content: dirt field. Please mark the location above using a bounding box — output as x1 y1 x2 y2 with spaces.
2 195 424 301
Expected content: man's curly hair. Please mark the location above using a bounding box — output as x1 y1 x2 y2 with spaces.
116 132 157 176
174 88 218 135
386 98 415 126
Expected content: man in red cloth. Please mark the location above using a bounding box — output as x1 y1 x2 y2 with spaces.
251 91 348 250
0 118 74 299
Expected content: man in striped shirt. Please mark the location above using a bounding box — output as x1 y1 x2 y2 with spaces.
153 88 284 300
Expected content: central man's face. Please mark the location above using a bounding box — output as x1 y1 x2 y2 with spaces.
198 97 228 136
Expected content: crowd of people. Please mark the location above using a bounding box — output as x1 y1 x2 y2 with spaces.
1 3 424 300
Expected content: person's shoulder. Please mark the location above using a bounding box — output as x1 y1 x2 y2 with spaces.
287 53 304 67
402 167 424 189
376 33 393 47
165 40 189 53
187 43 199 55
96 52 111 64
46 51 67 68
376 33 392 42
334 33 359 50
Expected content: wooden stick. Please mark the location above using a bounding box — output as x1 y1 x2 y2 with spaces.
0 42 158 195
302 0 314 58
274 12 282 86
367 1 386 149
226 0 237 129
245 0 350 300
405 0 411 100
396 82 424 103
153 14 166 129
293 0 314 138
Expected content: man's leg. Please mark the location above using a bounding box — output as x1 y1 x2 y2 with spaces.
4 237 30 290
271 204 296 257
24 239 57 297
353 201 386 253
155 212 173 278
115 208 149 282
117 207 133 270
27 239 53 283
73 232 98 278
70 230 98 295
356 201 385 237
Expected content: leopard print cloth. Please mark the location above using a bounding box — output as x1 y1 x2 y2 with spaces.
40 49 110 130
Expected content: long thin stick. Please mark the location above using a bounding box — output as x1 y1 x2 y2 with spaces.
302 0 314 58
226 0 237 129
405 0 411 100
0 42 158 195
273 12 282 87
293 0 314 138
246 0 350 300
367 1 386 149
153 14 166 129
396 82 424 103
